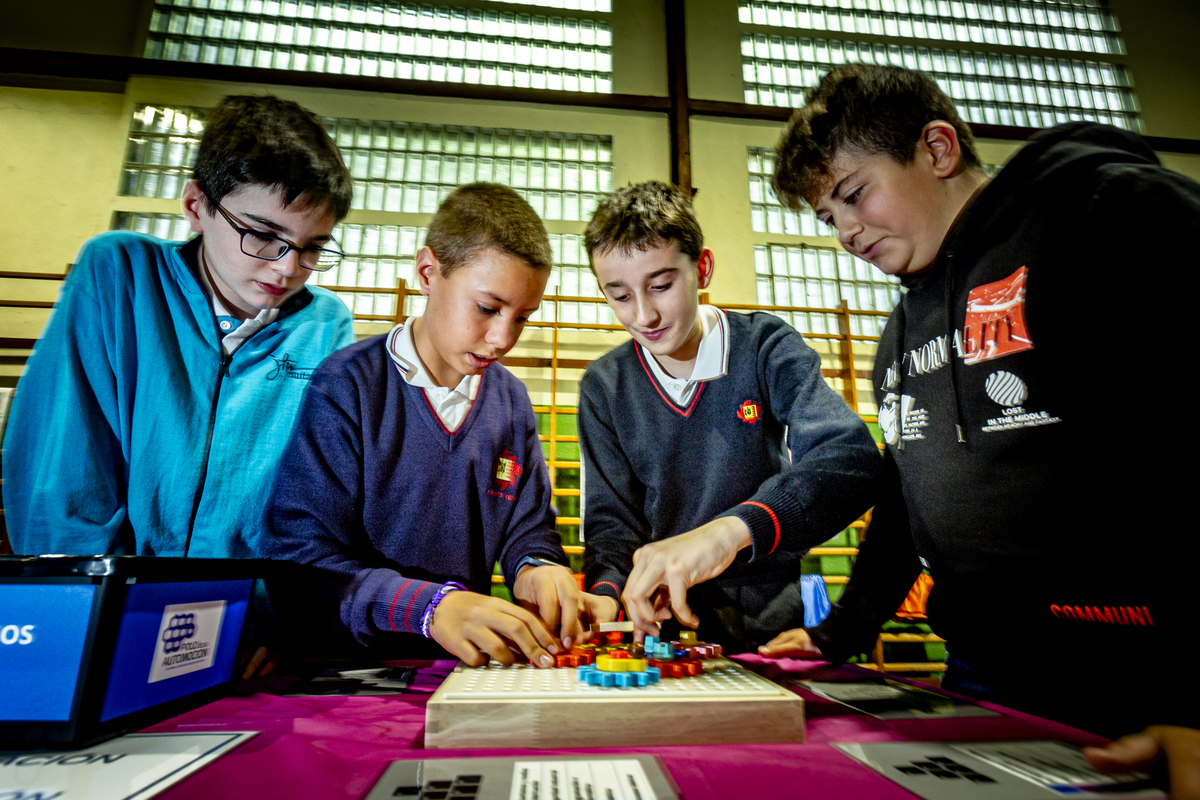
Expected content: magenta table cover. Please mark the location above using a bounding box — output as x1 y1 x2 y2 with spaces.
145 656 1107 799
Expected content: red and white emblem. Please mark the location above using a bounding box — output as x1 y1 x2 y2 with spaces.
963 266 1034 364
493 450 522 490
737 401 762 424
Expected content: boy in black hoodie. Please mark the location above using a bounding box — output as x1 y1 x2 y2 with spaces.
752 64 1198 790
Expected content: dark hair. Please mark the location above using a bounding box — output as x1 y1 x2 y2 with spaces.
425 183 552 276
774 64 982 208
193 95 352 220
584 181 703 270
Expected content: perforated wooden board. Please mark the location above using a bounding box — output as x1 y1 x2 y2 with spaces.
425 657 805 749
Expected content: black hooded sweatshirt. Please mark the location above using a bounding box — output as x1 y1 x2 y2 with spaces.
808 122 1199 737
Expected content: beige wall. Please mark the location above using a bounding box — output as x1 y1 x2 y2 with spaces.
0 0 146 57
0 87 128 374
687 0 744 104
1111 0 1200 140
0 88 128 278
612 0 669 98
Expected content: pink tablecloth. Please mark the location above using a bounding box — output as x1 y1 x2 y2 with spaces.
147 656 1107 799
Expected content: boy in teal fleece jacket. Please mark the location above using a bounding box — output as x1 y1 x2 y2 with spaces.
4 95 354 559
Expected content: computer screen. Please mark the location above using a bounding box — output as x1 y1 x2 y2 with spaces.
0 583 98 721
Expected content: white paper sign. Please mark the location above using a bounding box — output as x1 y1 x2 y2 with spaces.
0 731 255 800
833 740 1164 800
147 601 225 684
510 759 656 800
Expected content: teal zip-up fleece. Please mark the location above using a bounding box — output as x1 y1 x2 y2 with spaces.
3 231 354 558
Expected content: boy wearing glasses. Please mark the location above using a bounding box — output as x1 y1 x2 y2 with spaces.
4 95 354 559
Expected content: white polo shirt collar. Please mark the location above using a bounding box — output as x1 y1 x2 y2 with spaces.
194 248 279 355
641 305 729 406
386 318 481 432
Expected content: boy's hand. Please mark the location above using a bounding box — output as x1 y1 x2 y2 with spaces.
622 516 752 636
758 628 825 659
513 563 592 648
236 645 280 680
588 593 621 626
429 590 560 668
1085 726 1200 800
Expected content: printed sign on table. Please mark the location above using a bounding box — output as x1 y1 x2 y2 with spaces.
0 731 255 800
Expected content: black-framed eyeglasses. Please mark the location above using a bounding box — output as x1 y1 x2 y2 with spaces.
208 196 344 272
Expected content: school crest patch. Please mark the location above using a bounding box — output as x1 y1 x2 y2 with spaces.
493 450 522 490
736 401 762 424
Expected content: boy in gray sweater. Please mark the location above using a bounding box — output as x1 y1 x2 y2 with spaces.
579 181 880 650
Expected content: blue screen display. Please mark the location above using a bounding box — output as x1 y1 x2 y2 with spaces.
0 583 98 721
99 580 253 722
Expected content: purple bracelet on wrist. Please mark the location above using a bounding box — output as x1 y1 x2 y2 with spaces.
420 581 467 639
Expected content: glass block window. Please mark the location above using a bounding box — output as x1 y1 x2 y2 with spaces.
487 0 611 10
329 118 615 222
112 211 193 241
111 209 192 241
120 106 617 221
742 34 1140 130
540 233 615 327
748 147 837 237
312 223 429 317
754 244 900 339
144 1 613 92
738 1 1124 56
121 106 207 199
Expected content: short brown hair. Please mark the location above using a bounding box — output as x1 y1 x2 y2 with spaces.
774 64 982 208
195 95 353 220
425 183 552 276
584 181 703 268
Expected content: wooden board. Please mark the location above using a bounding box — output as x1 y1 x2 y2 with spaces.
425 657 805 749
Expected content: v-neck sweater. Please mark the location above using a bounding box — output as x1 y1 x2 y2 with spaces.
263 334 567 644
580 311 881 603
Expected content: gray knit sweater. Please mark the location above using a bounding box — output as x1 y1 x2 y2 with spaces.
580 311 880 644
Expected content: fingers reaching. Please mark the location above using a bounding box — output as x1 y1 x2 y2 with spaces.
1085 726 1200 800
487 609 556 667
430 590 558 668
241 646 269 680
558 580 583 649
758 628 824 658
667 573 697 629
534 577 562 639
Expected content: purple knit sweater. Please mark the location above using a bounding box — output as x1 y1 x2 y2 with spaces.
263 334 567 644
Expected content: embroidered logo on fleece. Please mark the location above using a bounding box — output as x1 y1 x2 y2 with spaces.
963 266 1034 364
736 401 762 424
266 353 316 381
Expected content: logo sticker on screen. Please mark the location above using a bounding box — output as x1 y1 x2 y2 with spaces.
147 600 226 684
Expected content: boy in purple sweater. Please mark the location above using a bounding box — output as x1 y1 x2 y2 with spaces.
264 184 598 667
